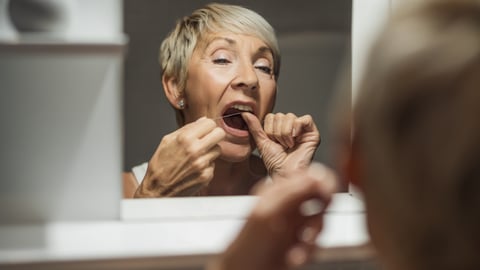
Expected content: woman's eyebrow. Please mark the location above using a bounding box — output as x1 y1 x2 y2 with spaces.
205 37 236 48
257 46 273 55
203 37 272 59
255 46 274 60
198 37 235 57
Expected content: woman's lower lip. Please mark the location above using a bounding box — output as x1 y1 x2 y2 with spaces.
220 118 250 138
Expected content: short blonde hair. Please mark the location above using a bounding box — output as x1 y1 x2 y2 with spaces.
160 3 280 122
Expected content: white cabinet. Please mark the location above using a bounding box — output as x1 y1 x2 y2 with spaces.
0 41 125 222
0 0 125 223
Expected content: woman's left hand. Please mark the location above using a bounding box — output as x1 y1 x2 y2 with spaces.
242 112 321 178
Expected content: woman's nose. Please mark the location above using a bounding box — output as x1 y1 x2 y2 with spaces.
232 63 259 91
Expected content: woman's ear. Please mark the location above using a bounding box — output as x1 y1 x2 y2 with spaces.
162 75 183 109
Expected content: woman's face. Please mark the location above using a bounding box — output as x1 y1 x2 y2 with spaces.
183 32 277 162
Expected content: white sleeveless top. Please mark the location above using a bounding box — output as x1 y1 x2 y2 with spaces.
131 162 148 182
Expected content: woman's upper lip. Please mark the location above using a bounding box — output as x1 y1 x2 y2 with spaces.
222 101 258 116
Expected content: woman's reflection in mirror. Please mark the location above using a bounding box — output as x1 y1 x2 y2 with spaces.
123 3 321 198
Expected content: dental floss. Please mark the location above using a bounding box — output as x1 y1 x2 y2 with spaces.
213 112 243 120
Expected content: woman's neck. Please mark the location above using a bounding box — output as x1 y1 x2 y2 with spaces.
206 156 261 196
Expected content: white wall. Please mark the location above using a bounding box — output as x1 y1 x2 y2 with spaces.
0 0 122 41
67 0 123 41
0 0 125 223
0 0 15 40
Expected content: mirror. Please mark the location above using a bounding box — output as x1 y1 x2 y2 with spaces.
123 0 352 199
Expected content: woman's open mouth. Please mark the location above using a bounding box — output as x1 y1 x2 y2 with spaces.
221 104 253 137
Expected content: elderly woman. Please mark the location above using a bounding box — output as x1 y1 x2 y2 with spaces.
124 3 320 198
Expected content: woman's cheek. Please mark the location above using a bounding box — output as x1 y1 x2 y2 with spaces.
262 86 277 115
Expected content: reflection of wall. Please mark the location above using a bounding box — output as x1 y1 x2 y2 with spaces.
123 0 351 170
277 32 350 166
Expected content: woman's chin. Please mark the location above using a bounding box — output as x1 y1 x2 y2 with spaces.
218 141 252 162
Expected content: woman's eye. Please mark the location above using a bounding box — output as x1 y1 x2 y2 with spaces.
213 58 231 65
255 66 272 74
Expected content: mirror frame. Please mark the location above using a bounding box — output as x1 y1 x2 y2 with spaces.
121 0 394 223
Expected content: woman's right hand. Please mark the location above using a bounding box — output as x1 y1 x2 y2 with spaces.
134 117 226 198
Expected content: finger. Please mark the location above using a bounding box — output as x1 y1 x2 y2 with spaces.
285 208 325 268
241 112 270 150
197 164 215 185
286 230 322 268
260 204 324 267
269 164 337 212
271 113 291 149
184 161 217 188
284 210 324 245
188 145 222 174
199 127 226 150
181 117 218 139
282 113 297 148
306 162 338 199
285 244 310 268
255 175 329 220
206 144 222 164
284 218 324 268
269 179 323 210
298 219 323 245
249 176 272 195
299 198 326 217
174 126 223 161
293 115 318 137
263 113 275 138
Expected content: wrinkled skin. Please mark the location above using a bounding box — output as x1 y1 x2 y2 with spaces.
135 117 225 197
243 112 321 177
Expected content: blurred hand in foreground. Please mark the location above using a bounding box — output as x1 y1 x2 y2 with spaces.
208 162 338 270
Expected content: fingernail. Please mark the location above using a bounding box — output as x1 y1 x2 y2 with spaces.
287 246 308 267
300 227 317 244
300 198 324 216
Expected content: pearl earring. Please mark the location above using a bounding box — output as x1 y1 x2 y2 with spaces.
178 99 185 109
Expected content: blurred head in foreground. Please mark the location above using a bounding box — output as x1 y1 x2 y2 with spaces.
207 1 480 270
351 0 480 269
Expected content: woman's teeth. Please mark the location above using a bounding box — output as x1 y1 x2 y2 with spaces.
231 104 253 113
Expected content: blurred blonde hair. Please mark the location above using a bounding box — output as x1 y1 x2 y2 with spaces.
354 0 480 269
159 3 280 125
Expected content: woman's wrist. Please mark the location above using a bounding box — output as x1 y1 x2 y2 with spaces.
133 171 166 198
